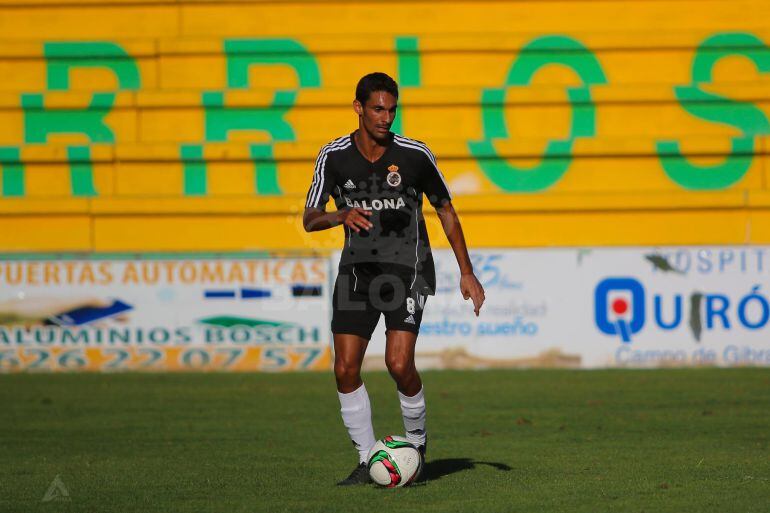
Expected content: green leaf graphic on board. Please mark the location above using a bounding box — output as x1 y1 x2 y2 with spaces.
198 316 296 328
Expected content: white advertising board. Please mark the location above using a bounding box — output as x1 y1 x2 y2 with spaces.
0 256 331 372
330 247 770 369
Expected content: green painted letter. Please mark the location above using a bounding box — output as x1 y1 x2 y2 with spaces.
657 33 770 190
468 36 607 192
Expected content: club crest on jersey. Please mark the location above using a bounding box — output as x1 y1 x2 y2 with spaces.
386 165 401 187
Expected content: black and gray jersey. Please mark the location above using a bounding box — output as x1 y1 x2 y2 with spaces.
305 132 452 295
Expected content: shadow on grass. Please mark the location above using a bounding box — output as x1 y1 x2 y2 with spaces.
419 458 511 484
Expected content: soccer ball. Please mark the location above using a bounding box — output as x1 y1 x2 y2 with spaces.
367 435 422 487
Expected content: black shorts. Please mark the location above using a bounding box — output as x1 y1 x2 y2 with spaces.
331 272 428 340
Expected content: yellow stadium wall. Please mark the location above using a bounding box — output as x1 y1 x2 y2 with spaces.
1 0 770 253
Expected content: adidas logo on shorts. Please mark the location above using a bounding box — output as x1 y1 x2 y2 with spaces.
404 314 415 325
343 179 356 190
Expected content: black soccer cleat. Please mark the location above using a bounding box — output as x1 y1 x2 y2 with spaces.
337 463 371 486
413 437 427 483
417 433 427 460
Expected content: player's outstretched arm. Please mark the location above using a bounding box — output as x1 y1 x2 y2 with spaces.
436 202 485 316
303 207 373 233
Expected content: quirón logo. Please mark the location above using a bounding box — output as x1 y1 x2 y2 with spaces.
594 278 645 343
594 277 770 343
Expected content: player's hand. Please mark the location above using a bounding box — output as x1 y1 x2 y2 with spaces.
460 273 485 316
337 208 373 233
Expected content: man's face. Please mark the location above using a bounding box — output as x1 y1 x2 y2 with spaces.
355 91 397 142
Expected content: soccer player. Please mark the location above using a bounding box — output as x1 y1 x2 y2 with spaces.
303 72 485 485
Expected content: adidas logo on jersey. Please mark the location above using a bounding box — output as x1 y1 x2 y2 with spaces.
343 179 356 190
404 314 416 325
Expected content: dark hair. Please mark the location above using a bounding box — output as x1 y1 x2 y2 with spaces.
355 72 398 105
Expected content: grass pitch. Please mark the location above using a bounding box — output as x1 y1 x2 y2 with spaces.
1 368 768 512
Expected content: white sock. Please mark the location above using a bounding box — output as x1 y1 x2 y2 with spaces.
338 383 376 464
398 386 427 447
